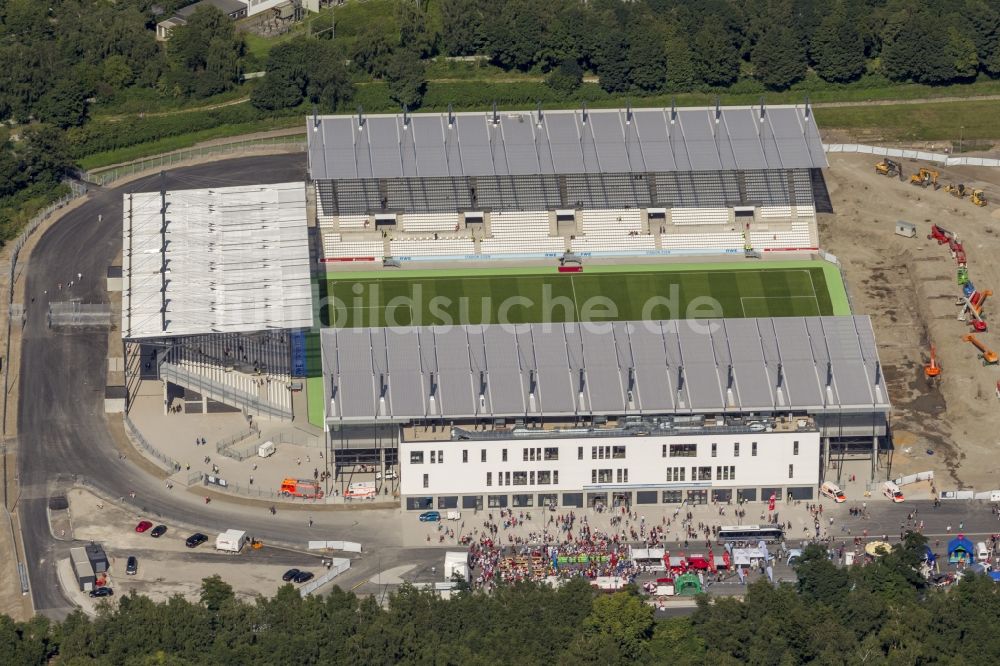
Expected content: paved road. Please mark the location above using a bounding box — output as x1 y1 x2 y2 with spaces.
15 155 383 618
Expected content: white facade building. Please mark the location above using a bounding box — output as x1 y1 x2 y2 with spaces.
399 428 819 510
243 0 286 16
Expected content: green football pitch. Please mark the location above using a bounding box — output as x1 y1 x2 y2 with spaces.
320 261 849 328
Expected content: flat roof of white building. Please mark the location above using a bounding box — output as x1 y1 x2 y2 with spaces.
321 316 888 422
122 182 313 339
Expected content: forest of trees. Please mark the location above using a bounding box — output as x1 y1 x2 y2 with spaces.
3 535 1000 664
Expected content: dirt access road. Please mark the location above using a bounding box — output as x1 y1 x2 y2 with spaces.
822 153 1000 490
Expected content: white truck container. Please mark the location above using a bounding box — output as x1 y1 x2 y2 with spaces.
258 441 275 458
215 529 248 553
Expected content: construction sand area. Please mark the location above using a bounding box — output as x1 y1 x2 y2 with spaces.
822 152 1000 490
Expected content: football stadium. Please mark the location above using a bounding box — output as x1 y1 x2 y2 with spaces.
121 103 891 510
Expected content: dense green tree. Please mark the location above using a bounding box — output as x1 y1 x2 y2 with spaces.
386 49 428 109
546 59 584 96
811 6 867 82
485 0 544 70
795 543 851 604
665 31 695 91
250 73 304 111
166 6 245 97
881 10 954 84
440 0 486 56
35 79 89 128
352 26 395 78
251 38 353 112
693 26 741 87
752 25 808 90
628 38 668 93
397 0 434 58
595 29 631 93
582 590 654 661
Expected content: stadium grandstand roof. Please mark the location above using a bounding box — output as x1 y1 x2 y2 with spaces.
320 316 887 423
307 104 826 181
122 182 313 339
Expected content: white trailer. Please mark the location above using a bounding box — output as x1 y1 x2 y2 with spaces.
444 551 470 582
215 529 248 553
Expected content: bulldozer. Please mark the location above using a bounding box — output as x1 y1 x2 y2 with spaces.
944 183 967 198
971 189 988 207
910 168 940 189
875 159 902 178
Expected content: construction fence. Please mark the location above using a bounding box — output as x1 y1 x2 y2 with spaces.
83 135 307 187
824 143 1000 168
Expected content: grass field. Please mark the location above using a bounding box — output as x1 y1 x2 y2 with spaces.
320 261 848 328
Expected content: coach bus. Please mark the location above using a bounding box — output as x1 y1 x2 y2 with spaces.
718 524 784 543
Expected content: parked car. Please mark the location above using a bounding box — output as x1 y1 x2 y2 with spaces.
135 520 153 533
125 556 138 576
293 571 314 584
375 469 397 481
150 525 167 538
185 533 208 548
419 511 441 522
281 569 301 582
89 587 114 598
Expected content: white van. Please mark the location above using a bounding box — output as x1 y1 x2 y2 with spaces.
882 481 904 503
257 441 275 458
820 481 847 503
977 542 990 563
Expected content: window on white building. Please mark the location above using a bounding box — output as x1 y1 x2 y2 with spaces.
553 470 559 484
578 447 583 460
666 467 686 482
694 466 712 481
752 442 758 457
788 464 794 479
597 469 613 483
669 444 697 457
662 444 667 457
545 447 559 460
711 443 717 457
530 471 535 485
430 451 436 464
612 446 626 459
463 450 468 463
502 449 508 462
486 472 492 486
410 451 424 464
505 471 510 485
439 450 443 463
734 442 740 457
423 474 429 488
513 471 527 486
793 440 799 456
524 448 529 461
538 471 551 485
481 449 487 462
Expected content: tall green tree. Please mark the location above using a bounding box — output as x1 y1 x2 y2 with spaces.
752 25 808 90
35 79 89 128
881 10 954 84
693 26 741 87
165 6 245 97
628 38 668 92
665 30 695 91
386 49 428 109
811 6 866 82
546 59 583 96
440 0 486 56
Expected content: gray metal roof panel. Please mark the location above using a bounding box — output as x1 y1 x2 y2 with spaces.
632 110 676 171
677 112 723 171
722 112 768 170
484 326 524 414
334 330 377 418
500 117 541 175
590 112 631 173
625 323 674 412
412 116 449 176
581 325 625 412
369 120 403 178
454 115 493 177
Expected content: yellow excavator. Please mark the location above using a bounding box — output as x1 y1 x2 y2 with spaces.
875 159 902 178
910 168 940 189
971 189 988 207
944 183 967 198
